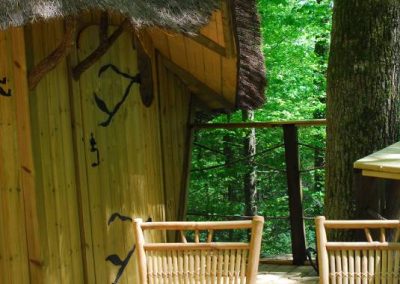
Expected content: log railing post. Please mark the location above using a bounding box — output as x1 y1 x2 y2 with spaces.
283 124 307 265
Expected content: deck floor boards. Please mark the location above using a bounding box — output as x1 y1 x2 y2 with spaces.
257 264 319 283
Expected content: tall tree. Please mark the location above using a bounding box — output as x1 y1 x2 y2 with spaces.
243 110 258 217
326 0 400 222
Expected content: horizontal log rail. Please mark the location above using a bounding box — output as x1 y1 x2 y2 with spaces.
324 220 400 229
141 220 255 230
144 243 250 251
187 212 317 220
326 242 400 250
191 119 326 130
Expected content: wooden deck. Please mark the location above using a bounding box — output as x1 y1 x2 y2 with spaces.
257 264 319 283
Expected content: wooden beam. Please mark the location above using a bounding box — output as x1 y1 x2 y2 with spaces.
189 34 227 57
192 119 327 130
221 0 236 57
160 55 233 110
283 124 307 265
178 101 195 221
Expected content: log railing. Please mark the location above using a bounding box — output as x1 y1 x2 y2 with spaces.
190 119 327 265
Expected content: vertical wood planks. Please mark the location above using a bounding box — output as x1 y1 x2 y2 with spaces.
342 250 348 284
317 220 400 284
330 251 336 284
355 250 361 284
368 250 374 284
11 26 44 284
1 10 207 284
147 5 237 109
375 250 381 284
381 249 387 283
70 24 166 283
157 55 192 225
394 249 399 283
25 19 85 283
348 250 354 284
0 27 31 284
387 250 393 284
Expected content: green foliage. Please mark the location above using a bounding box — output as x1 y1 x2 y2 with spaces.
187 0 332 257
257 0 331 121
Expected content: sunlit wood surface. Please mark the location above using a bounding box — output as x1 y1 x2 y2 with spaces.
257 264 319 283
354 141 400 180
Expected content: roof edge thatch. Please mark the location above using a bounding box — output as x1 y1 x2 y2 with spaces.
232 0 267 110
0 0 266 111
0 1 219 34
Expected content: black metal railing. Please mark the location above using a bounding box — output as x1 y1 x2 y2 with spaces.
188 119 326 265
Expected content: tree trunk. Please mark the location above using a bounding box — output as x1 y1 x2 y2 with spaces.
224 115 236 202
242 110 257 216
326 0 400 223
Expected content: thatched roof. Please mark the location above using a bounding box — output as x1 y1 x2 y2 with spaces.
0 0 218 33
0 0 266 110
233 0 266 110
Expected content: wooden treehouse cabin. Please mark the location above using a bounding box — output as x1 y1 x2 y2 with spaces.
0 0 266 283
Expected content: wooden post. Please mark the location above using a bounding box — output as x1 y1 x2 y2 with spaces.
246 216 264 284
283 124 307 265
178 101 195 222
133 219 147 284
315 216 329 284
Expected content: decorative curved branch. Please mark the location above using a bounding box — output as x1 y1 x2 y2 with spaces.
94 64 141 127
28 17 76 90
107 212 133 225
72 18 130 80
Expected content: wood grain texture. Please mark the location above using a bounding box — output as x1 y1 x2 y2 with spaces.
1 10 214 283
354 142 400 179
147 3 237 110
0 27 31 284
26 19 84 284
316 217 400 283
70 24 166 283
157 55 191 226
133 217 264 283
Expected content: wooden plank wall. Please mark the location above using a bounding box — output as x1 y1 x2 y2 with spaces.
68 24 166 284
157 56 192 224
148 5 237 109
25 20 85 283
0 14 197 284
0 27 31 284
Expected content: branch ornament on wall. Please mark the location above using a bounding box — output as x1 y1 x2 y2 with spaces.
106 213 152 284
28 17 76 90
94 64 140 127
89 133 100 167
0 77 11 97
73 13 130 81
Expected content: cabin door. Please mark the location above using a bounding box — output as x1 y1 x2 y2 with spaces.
69 26 165 283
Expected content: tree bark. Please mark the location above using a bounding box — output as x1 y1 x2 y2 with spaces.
242 110 258 217
326 0 400 223
224 115 236 202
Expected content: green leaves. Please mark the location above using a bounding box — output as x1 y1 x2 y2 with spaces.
257 0 332 122
187 0 331 257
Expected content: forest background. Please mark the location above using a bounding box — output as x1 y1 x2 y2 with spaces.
187 0 333 257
